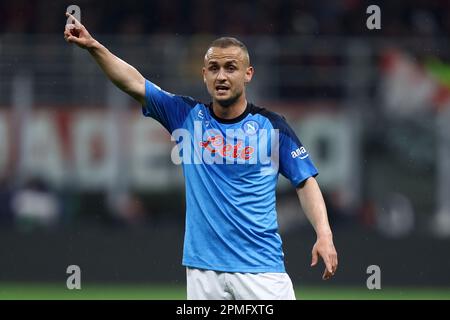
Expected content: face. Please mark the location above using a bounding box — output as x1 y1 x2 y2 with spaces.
203 46 254 107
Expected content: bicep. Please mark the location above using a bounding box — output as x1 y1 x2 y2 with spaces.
119 70 145 105
127 75 146 105
296 176 318 199
296 177 326 209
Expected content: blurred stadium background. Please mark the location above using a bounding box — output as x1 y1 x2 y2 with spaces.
1 0 450 299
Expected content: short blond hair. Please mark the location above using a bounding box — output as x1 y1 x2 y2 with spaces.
207 37 250 65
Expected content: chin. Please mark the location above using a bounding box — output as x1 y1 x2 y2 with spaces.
215 93 240 108
215 98 234 108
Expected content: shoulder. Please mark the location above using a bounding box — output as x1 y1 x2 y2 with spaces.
178 95 200 109
248 103 294 136
145 79 200 108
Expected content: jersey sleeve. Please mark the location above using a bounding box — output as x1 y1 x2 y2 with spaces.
142 79 197 133
276 116 318 188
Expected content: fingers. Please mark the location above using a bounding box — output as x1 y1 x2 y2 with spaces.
322 268 333 280
63 32 81 45
321 254 335 280
333 254 338 273
65 23 76 32
311 248 318 267
64 18 78 39
311 239 338 280
64 26 70 42
65 12 82 27
323 252 338 280
63 15 83 45
315 247 338 280
324 255 333 274
64 25 73 38
63 29 77 43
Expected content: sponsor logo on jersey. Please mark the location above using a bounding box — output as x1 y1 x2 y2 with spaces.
200 135 255 160
291 146 309 159
171 121 280 173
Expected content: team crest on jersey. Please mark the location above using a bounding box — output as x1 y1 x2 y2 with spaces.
242 120 259 135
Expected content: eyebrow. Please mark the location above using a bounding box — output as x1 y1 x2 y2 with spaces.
208 59 238 65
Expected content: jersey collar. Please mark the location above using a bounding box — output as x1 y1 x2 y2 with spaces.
208 102 251 124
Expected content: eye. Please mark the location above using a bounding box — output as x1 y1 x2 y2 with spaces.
227 65 236 72
209 65 218 71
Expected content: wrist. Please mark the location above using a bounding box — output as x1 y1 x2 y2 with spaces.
316 228 333 239
87 39 102 51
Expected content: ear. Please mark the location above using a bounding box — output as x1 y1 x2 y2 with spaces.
244 66 254 84
202 67 207 83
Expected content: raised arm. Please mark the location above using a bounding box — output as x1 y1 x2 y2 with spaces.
296 177 338 280
63 12 145 105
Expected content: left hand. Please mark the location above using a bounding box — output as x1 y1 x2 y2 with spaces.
310 235 338 280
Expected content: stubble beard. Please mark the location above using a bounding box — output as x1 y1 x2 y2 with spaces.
215 89 242 108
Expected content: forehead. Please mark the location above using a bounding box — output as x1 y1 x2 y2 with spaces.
204 46 246 64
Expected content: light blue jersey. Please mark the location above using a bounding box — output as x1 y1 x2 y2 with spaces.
142 80 318 273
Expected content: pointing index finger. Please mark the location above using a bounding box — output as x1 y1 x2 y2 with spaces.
65 12 81 27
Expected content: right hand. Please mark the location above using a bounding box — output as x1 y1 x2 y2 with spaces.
64 12 96 49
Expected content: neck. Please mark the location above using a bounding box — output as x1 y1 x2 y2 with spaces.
212 94 247 120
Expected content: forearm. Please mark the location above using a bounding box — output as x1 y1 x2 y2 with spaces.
296 177 333 238
87 41 145 103
298 177 338 279
64 12 145 103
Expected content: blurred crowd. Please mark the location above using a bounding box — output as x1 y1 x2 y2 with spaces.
1 0 449 235
0 176 159 230
0 0 450 37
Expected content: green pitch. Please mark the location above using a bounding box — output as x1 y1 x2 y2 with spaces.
1 283 450 300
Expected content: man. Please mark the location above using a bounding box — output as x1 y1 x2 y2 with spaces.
64 12 338 300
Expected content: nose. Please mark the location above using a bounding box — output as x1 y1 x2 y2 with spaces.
216 67 227 81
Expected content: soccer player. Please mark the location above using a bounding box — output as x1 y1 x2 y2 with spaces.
64 12 338 300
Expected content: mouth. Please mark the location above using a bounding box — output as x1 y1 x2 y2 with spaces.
215 85 230 95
